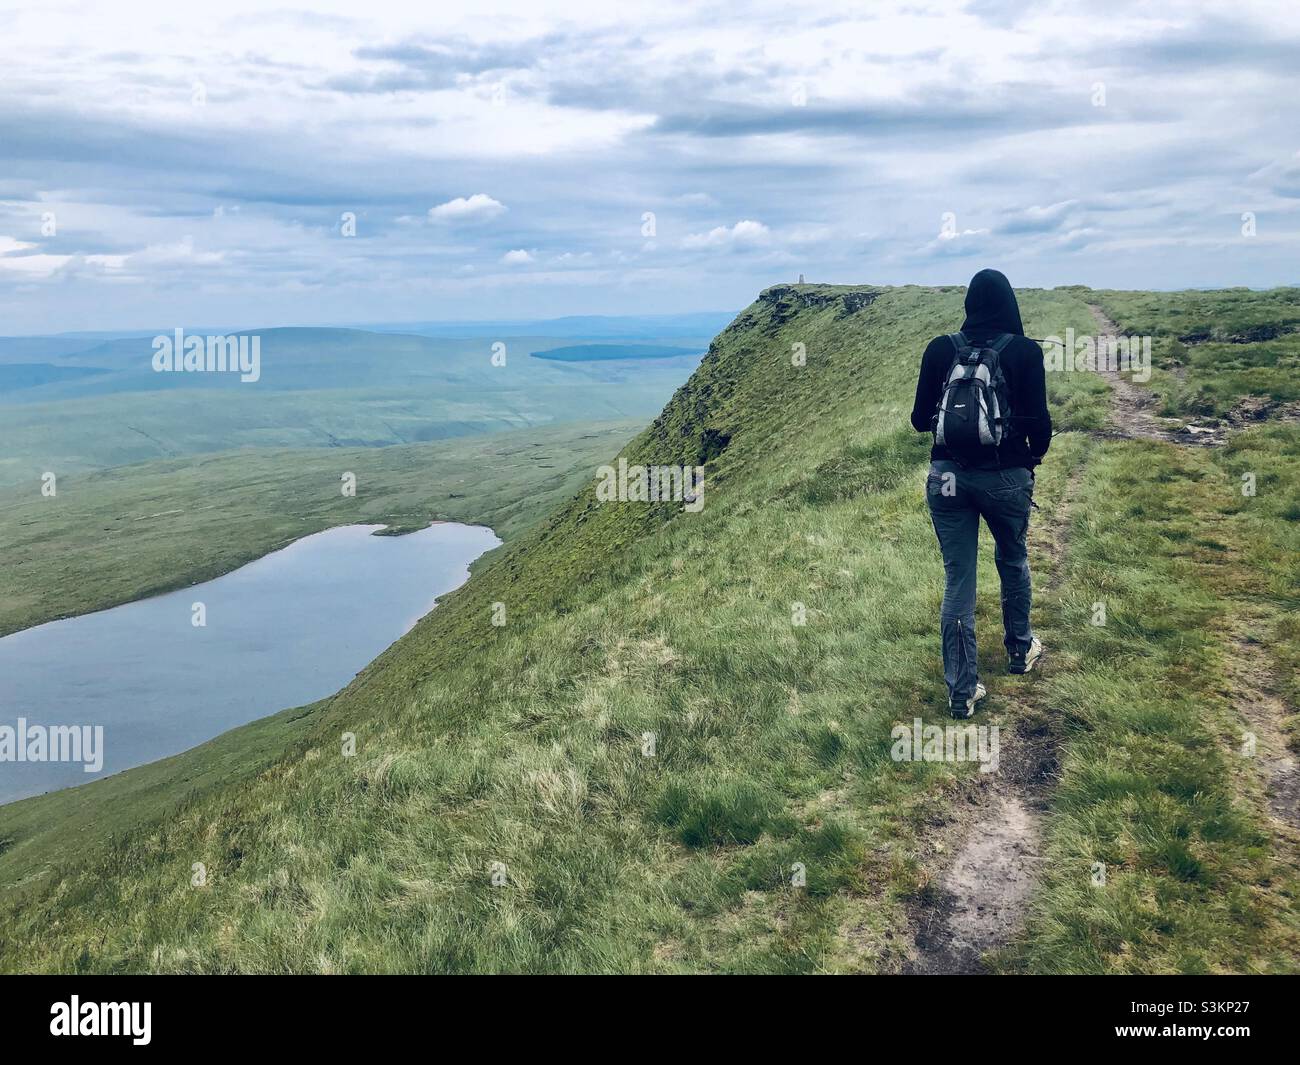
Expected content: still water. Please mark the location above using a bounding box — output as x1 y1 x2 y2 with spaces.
0 522 499 804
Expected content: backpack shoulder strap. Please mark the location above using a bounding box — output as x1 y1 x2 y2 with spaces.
947 332 976 367
980 333 1014 383
986 334 1013 411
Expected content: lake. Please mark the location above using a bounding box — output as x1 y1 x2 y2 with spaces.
0 522 500 804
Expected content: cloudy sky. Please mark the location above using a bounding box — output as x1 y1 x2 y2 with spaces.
1 0 1297 333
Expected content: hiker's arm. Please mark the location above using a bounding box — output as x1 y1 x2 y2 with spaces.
909 338 946 432
1023 342 1052 461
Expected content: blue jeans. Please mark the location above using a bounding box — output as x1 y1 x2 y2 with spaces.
925 460 1035 702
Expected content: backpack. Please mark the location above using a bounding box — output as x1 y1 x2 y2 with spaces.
933 332 1014 456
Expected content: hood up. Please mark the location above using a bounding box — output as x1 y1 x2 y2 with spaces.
961 268 1024 336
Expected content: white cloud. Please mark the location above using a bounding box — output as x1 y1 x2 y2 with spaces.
681 219 771 249
428 194 507 222
0 237 223 282
0 236 71 277
128 237 224 267
783 224 834 246
0 236 85 277
911 225 992 260
501 248 534 264
997 200 1083 235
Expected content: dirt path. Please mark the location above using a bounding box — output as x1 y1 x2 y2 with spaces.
1086 305 1298 828
1086 305 1300 440
1090 301 1298 833
905 794 1042 973
902 454 1083 974
1225 616 1300 831
1092 304 1294 827
1085 304 1225 446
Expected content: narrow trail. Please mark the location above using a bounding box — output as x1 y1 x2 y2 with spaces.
1173 461 1300 835
1092 300 1297 827
1090 302 1298 839
1085 302 1297 834
1225 614 1300 832
902 453 1080 974
1084 304 1205 446
1088 303 1300 441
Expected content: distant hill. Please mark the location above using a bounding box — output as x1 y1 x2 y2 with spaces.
0 363 109 391
530 344 702 362
0 326 709 483
0 326 713 402
351 311 737 339
0 336 109 363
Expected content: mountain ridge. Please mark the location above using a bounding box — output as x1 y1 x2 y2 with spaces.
1 283 1297 974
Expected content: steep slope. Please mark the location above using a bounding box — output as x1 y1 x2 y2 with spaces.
1 284 1296 973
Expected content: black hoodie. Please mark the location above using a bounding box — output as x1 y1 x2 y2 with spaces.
909 268 1051 469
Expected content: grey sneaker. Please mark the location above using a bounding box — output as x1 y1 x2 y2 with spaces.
1008 636 1043 675
949 682 987 719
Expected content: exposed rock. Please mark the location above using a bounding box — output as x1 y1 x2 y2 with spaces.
760 285 880 317
1178 322 1299 345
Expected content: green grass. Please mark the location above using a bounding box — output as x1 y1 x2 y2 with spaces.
999 436 1300 973
1094 288 1300 417
994 294 1300 973
1 284 1296 973
0 702 320 900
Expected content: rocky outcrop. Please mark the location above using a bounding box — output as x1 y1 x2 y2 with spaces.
760 284 880 316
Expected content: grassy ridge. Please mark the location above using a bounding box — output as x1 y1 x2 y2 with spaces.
1 285 1295 973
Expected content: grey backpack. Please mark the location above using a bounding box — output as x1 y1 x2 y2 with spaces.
933 332 1014 453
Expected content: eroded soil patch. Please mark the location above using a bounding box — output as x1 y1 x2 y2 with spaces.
906 794 1042 974
901 460 1078 975
1225 617 1300 830
1086 305 1221 446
